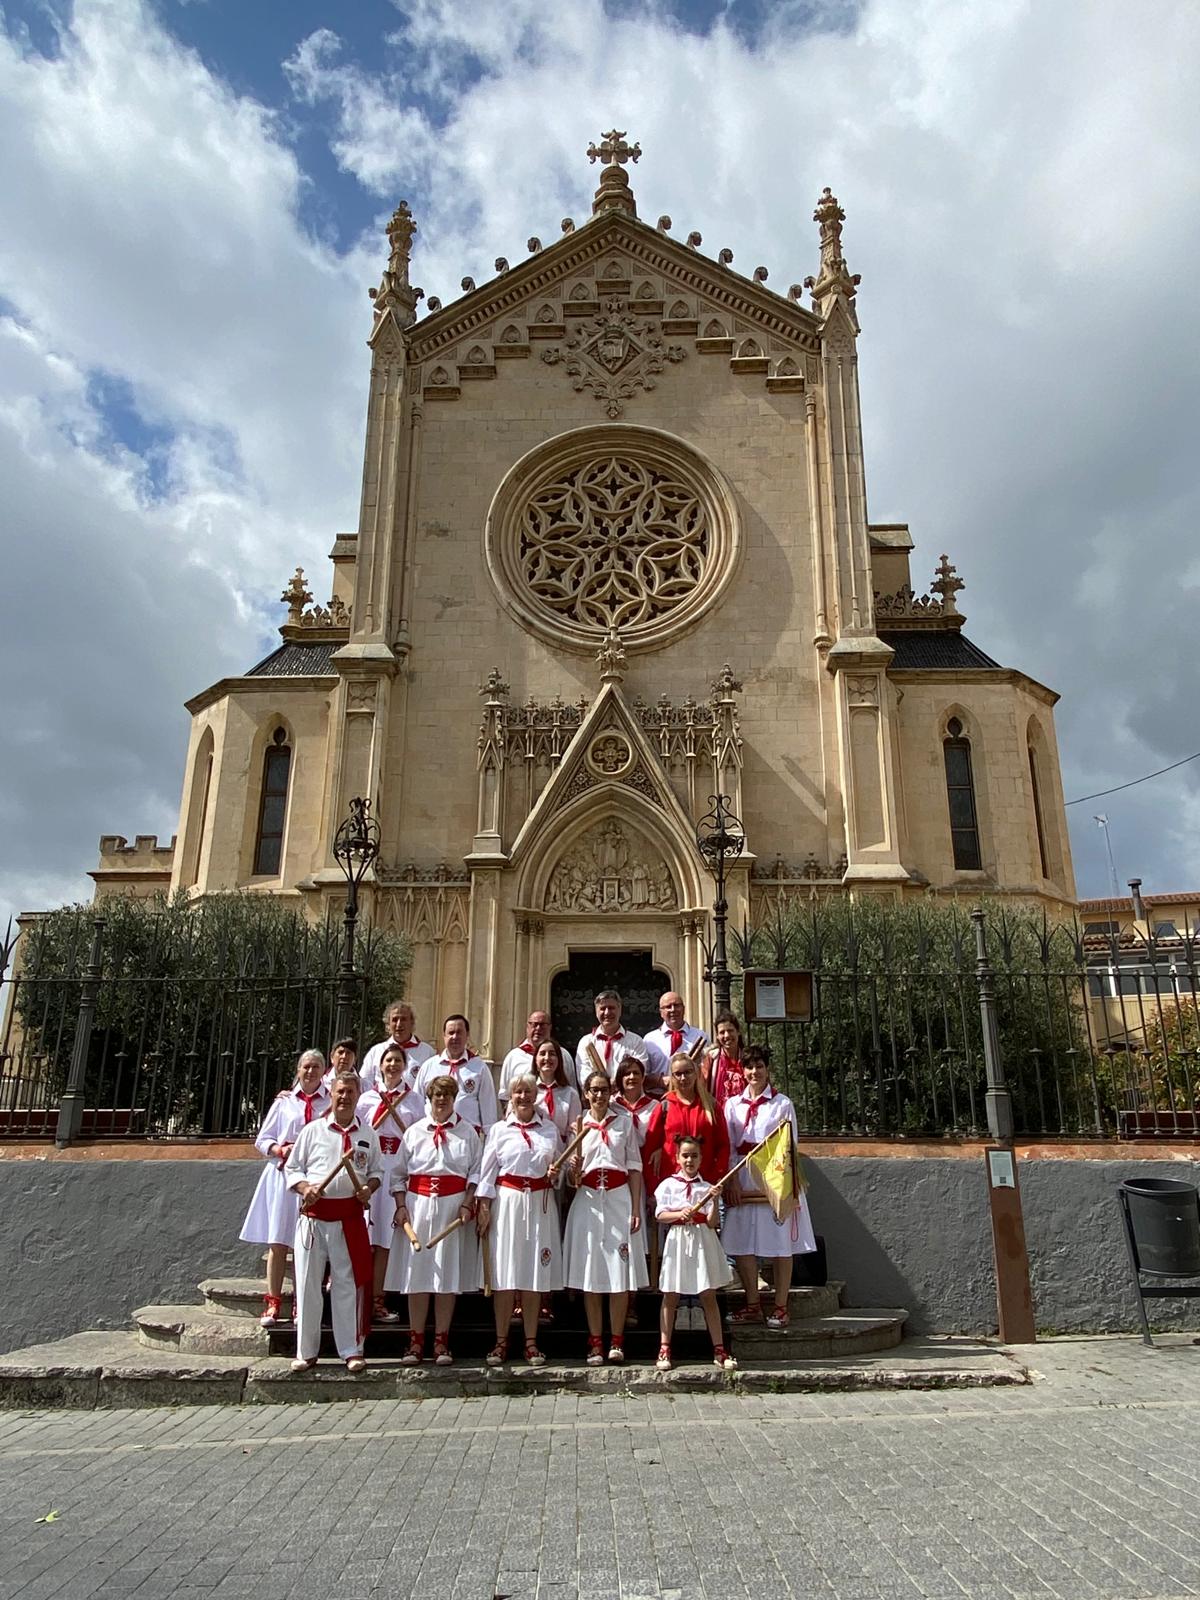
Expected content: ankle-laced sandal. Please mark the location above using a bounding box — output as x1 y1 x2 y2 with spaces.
586 1335 605 1366
524 1340 546 1367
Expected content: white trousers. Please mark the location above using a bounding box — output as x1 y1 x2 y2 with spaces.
294 1215 363 1360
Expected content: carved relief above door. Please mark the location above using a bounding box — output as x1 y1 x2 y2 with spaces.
543 818 677 914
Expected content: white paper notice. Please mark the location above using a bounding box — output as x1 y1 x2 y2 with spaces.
754 976 787 1020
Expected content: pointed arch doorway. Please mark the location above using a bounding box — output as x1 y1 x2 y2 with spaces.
550 949 670 1048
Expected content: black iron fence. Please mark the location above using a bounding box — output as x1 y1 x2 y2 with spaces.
726 910 1200 1140
0 912 380 1143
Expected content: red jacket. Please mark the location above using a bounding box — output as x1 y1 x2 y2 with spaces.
642 1093 730 1185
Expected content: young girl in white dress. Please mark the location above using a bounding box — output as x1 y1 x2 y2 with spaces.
357 1042 423 1324
239 1049 329 1327
654 1135 736 1371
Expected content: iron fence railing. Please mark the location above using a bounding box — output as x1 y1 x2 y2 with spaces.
726 911 1200 1140
0 913 376 1143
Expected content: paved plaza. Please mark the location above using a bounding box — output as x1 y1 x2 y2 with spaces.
1 1337 1198 1600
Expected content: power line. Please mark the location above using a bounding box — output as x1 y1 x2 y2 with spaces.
1065 750 1200 806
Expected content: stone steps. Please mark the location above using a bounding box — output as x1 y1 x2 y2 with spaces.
0 1330 1032 1410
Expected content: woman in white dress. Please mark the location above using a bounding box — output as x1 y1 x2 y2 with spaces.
239 1049 329 1327
562 1072 647 1365
613 1057 656 1297
357 1042 422 1325
533 1040 581 1138
721 1046 816 1330
386 1075 482 1366
476 1074 563 1367
654 1135 736 1372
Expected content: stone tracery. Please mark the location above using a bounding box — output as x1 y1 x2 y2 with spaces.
519 456 710 634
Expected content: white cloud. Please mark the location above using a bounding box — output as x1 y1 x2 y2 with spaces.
0 0 1198 934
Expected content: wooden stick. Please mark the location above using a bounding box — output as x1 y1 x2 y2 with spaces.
399 1218 422 1249
481 1231 492 1298
423 1214 466 1251
680 1129 781 1217
583 1039 608 1081
301 1151 353 1209
551 1120 589 1173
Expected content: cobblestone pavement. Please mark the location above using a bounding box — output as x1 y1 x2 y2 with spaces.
1 1336 1198 1600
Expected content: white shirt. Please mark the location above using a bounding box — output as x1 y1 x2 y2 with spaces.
255 1087 330 1163
475 1114 560 1199
284 1114 384 1198
414 1053 499 1135
389 1114 482 1195
643 1022 709 1082
499 1041 577 1102
575 1108 643 1177
654 1170 718 1224
535 1079 581 1138
573 1028 650 1094
613 1092 655 1150
357 1035 435 1092
724 1086 799 1194
357 1086 423 1158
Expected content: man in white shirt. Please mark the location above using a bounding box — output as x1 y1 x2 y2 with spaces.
359 999 435 1091
643 991 709 1094
414 1014 500 1135
498 1009 575 1103
285 1072 383 1373
573 990 649 1094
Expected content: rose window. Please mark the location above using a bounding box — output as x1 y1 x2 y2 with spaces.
485 427 739 652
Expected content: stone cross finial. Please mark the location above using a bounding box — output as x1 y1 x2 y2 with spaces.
596 628 627 684
931 554 965 614
386 201 416 273
281 567 312 623
588 129 641 167
710 663 743 698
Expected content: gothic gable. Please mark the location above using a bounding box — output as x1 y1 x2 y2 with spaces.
408 212 821 413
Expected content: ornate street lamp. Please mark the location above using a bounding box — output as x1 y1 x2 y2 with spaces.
332 797 380 1043
696 793 744 1016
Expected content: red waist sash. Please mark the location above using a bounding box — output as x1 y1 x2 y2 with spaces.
409 1173 468 1197
497 1173 552 1193
304 1196 372 1338
580 1168 629 1190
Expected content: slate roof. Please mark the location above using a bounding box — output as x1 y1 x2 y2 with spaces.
246 641 339 677
880 631 1000 670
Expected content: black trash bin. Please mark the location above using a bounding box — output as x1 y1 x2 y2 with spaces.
1117 1177 1200 1345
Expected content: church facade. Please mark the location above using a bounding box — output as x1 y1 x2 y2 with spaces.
94 135 1076 1055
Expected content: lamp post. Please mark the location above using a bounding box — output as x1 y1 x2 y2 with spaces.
696 793 745 1016
332 797 380 1044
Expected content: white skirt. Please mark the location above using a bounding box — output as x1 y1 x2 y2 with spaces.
563 1184 649 1294
721 1191 817 1258
239 1162 298 1247
658 1222 733 1294
490 1186 563 1292
383 1190 480 1295
367 1153 404 1244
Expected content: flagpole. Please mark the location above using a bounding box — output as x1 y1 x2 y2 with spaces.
682 1124 787 1217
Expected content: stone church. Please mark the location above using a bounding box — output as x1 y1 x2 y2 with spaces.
93 134 1076 1055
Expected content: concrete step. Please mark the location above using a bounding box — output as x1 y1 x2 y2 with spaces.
723 1282 844 1320
133 1306 269 1357
0 1330 1032 1409
199 1279 281 1319
734 1308 908 1360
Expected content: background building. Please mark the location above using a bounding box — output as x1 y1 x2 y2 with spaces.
92 136 1075 1053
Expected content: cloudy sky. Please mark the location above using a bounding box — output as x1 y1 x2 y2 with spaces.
1 0 1198 935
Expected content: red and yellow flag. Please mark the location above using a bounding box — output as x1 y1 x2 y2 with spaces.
746 1121 806 1223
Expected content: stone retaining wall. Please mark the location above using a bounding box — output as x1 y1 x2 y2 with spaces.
1 1148 1197 1353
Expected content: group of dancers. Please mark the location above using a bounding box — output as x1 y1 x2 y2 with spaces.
239 990 817 1373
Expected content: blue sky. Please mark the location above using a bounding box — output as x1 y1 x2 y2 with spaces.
0 0 1198 930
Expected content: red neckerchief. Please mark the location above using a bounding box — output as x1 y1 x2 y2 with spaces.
668 1028 683 1054
538 1082 556 1120
596 1029 623 1064
429 1114 456 1147
441 1054 470 1078
509 1114 535 1148
675 1170 699 1202
743 1086 774 1135
297 1089 323 1124
394 1036 420 1049
616 1093 652 1117
585 1115 614 1146
519 1040 535 1054
328 1117 358 1154
371 1092 402 1129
